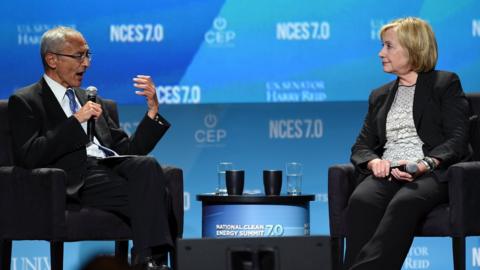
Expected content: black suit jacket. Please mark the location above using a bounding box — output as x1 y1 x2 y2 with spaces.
351 70 470 182
8 78 170 198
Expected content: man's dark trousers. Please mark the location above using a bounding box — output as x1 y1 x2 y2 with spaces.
80 155 173 256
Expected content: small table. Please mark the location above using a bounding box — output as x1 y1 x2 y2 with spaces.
196 194 315 238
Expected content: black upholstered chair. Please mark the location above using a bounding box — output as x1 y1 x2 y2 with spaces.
0 99 184 270
328 93 480 270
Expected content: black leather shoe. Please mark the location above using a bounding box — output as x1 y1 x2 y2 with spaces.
134 256 171 270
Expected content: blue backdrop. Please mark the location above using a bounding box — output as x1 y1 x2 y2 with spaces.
1 0 479 269
1 0 479 103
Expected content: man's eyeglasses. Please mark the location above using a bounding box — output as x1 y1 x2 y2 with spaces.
51 51 92 62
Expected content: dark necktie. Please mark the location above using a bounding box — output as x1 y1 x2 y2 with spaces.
65 88 116 157
65 88 78 114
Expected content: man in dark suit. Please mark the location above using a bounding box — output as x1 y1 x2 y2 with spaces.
8 26 172 270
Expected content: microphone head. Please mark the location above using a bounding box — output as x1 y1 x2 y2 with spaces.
405 162 418 174
86 86 97 101
86 86 97 95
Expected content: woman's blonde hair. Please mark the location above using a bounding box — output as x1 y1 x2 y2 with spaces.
380 17 438 72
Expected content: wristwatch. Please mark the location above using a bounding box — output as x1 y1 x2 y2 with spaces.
418 159 431 171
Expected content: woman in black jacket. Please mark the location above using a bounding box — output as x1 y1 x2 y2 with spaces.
345 17 470 270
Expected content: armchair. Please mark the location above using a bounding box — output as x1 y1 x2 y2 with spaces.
0 99 184 270
328 93 480 270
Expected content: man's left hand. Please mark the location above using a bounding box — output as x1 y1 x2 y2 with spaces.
133 75 159 119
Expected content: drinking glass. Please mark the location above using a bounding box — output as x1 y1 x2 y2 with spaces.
217 162 233 195
286 162 302 195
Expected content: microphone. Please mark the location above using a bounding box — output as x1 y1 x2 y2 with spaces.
391 162 418 174
86 86 97 142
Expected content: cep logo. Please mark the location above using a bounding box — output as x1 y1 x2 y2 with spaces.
204 113 217 128
205 17 236 47
195 114 227 145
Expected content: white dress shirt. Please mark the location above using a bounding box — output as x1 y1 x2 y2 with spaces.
44 74 116 158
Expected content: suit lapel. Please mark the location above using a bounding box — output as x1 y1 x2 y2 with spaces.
74 88 113 147
75 87 87 106
413 72 432 128
39 79 69 127
378 79 399 144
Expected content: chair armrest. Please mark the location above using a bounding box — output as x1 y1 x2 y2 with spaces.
163 166 184 238
0 166 67 239
328 163 356 237
447 161 480 237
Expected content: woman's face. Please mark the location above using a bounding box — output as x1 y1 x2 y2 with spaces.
379 28 411 76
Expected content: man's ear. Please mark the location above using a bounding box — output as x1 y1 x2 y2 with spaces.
44 53 57 69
